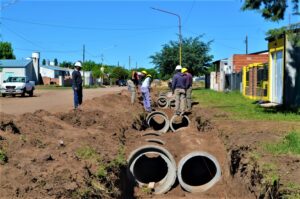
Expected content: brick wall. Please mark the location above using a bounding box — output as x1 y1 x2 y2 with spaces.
233 54 268 73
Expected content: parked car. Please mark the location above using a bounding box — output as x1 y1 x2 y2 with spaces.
117 79 127 86
0 76 35 97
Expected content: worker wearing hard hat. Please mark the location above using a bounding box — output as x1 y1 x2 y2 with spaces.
172 65 187 115
140 71 152 112
182 67 193 112
72 61 83 109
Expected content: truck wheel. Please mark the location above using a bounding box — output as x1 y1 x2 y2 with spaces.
21 91 26 97
29 90 33 97
2 94 6 97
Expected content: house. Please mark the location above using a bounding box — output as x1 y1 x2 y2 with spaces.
0 52 40 85
266 24 300 108
210 59 228 91
242 63 269 101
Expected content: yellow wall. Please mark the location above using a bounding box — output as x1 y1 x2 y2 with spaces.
242 63 269 101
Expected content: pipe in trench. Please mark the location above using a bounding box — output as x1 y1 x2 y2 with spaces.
157 96 169 109
170 115 190 132
169 99 175 109
146 111 170 133
177 151 221 193
127 145 177 194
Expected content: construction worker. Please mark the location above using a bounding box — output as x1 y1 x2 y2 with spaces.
127 71 139 104
140 70 152 112
172 65 187 115
72 61 83 109
182 67 193 112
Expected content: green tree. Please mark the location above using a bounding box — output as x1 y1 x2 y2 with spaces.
150 36 213 78
54 58 58 66
110 66 129 79
0 42 16 59
242 0 299 21
60 61 73 69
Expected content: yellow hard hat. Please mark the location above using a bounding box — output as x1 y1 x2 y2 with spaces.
181 67 188 73
141 70 147 75
147 74 152 77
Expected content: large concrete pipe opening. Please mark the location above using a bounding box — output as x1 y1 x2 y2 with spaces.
146 111 170 133
157 96 169 109
177 151 221 193
128 145 177 194
170 115 190 132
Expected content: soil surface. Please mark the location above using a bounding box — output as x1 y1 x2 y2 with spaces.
0 86 124 115
0 88 299 198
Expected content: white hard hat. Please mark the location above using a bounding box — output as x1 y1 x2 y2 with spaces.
175 65 182 70
74 61 82 67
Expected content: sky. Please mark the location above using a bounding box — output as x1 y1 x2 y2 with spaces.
1 0 299 69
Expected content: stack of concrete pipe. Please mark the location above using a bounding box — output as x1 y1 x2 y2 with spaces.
145 111 190 133
127 109 222 195
127 134 222 194
157 92 175 109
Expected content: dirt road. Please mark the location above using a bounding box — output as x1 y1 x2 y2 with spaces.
0 86 124 115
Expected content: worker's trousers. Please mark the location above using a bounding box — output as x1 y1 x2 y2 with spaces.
73 86 83 108
131 90 136 104
141 87 151 112
186 87 192 110
175 88 186 113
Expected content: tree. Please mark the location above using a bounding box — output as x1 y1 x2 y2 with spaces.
110 66 129 79
54 58 58 66
60 61 74 69
0 42 16 59
150 36 213 78
242 0 299 21
42 59 46 65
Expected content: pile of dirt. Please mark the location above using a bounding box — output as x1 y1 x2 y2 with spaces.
0 92 144 199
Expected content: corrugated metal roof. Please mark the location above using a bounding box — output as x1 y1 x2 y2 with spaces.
0 59 32 68
41 65 70 71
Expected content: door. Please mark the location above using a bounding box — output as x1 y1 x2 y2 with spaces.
271 51 283 104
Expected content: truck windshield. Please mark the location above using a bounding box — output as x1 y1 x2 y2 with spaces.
6 77 25 83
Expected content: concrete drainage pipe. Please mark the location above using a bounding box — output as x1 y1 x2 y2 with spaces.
177 151 221 193
170 115 190 132
146 111 170 133
169 99 175 109
157 96 169 109
127 145 177 194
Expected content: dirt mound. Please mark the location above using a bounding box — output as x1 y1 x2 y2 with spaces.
0 92 144 199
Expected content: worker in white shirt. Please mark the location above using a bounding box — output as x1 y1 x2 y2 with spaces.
140 70 152 112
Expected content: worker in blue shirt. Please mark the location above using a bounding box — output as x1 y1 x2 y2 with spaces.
172 65 187 115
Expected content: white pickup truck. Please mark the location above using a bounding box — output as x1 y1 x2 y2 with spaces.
0 76 35 97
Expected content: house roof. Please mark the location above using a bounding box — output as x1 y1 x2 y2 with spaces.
0 59 32 68
41 65 70 71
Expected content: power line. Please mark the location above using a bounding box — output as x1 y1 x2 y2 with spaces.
183 0 196 26
0 17 177 31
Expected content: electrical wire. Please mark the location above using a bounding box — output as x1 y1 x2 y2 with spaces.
0 17 177 31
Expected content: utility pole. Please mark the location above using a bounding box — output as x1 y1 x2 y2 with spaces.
82 44 85 63
129 56 131 70
151 7 182 65
245 35 248 54
136 62 137 69
82 44 85 86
